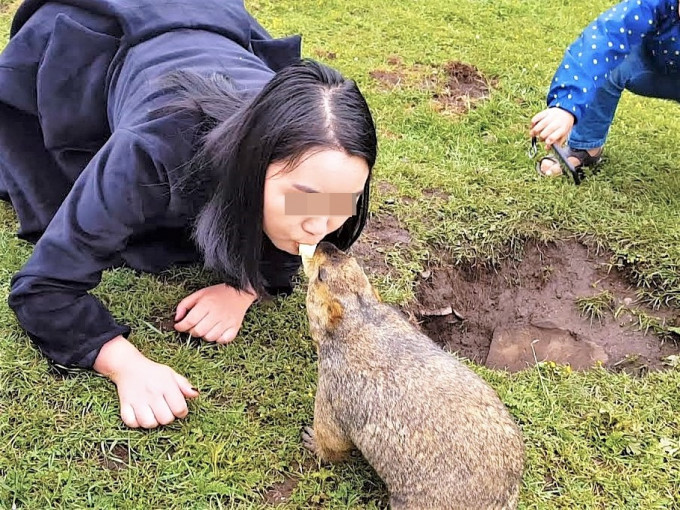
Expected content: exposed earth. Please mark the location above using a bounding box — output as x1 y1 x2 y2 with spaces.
351 214 680 375
368 57 496 114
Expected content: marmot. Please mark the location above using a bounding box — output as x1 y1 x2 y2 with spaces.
300 242 525 510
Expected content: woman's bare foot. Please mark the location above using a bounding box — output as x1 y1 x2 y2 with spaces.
538 147 603 177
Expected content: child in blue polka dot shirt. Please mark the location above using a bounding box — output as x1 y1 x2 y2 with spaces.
530 0 680 176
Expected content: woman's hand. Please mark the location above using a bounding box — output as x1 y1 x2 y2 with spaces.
174 284 258 344
94 336 199 428
530 107 575 151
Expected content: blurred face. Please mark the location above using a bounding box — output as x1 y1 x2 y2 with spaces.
263 149 369 256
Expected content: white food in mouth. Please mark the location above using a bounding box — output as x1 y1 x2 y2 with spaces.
298 243 317 258
299 244 317 276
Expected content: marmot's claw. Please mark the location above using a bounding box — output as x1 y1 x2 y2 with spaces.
301 426 318 453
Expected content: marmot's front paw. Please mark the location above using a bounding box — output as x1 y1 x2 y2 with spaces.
301 426 319 454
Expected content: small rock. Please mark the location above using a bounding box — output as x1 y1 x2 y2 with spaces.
419 306 453 317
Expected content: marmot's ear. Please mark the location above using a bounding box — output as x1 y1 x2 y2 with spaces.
326 299 344 328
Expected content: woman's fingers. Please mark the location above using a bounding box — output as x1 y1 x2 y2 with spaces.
173 372 200 400
174 284 252 344
174 304 209 333
164 391 189 420
120 403 139 428
175 306 234 341
175 289 205 322
202 322 225 342
218 327 238 345
151 398 177 426
189 313 219 338
134 404 159 429
119 378 195 429
113 356 197 429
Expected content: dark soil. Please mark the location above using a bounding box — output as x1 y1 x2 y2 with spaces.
368 57 495 114
407 240 679 372
262 460 316 505
263 472 298 505
313 49 337 60
98 443 129 471
432 61 494 113
369 70 405 89
348 214 411 278
422 188 450 200
0 0 13 14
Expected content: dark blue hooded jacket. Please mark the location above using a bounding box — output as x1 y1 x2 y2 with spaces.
0 0 303 368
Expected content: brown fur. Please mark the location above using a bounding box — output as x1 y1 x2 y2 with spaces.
302 242 525 510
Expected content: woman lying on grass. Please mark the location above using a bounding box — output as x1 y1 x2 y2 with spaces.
0 0 376 429
531 0 680 176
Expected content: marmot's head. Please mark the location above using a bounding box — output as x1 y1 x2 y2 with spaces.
303 242 381 334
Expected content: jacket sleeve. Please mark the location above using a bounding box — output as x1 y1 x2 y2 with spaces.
547 0 668 121
8 128 171 369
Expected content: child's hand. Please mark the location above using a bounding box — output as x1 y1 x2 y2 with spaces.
174 284 258 344
530 107 575 151
94 336 199 428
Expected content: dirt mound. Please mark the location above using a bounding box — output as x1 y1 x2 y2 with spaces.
313 49 337 60
349 214 411 278
368 57 495 114
369 69 404 89
432 61 494 113
408 240 679 373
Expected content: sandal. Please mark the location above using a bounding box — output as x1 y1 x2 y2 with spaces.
533 140 602 185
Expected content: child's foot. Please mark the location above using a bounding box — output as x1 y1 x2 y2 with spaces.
537 147 603 177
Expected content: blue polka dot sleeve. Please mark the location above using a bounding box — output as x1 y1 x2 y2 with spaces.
547 0 672 122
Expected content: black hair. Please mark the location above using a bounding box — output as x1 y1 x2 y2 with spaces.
162 59 377 296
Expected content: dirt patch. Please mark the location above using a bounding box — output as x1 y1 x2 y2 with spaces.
150 316 208 349
408 240 679 372
158 317 178 333
369 70 405 89
349 214 411 278
263 473 298 505
378 128 403 140
98 443 129 471
375 180 398 195
422 188 450 201
432 61 494 114
368 57 495 114
313 49 337 60
0 0 21 14
263 460 315 505
0 0 13 14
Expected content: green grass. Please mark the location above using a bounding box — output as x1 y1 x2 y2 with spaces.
577 291 616 325
1 0 679 508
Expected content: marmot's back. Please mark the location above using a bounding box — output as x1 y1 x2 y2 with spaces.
322 304 525 509
303 242 525 509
